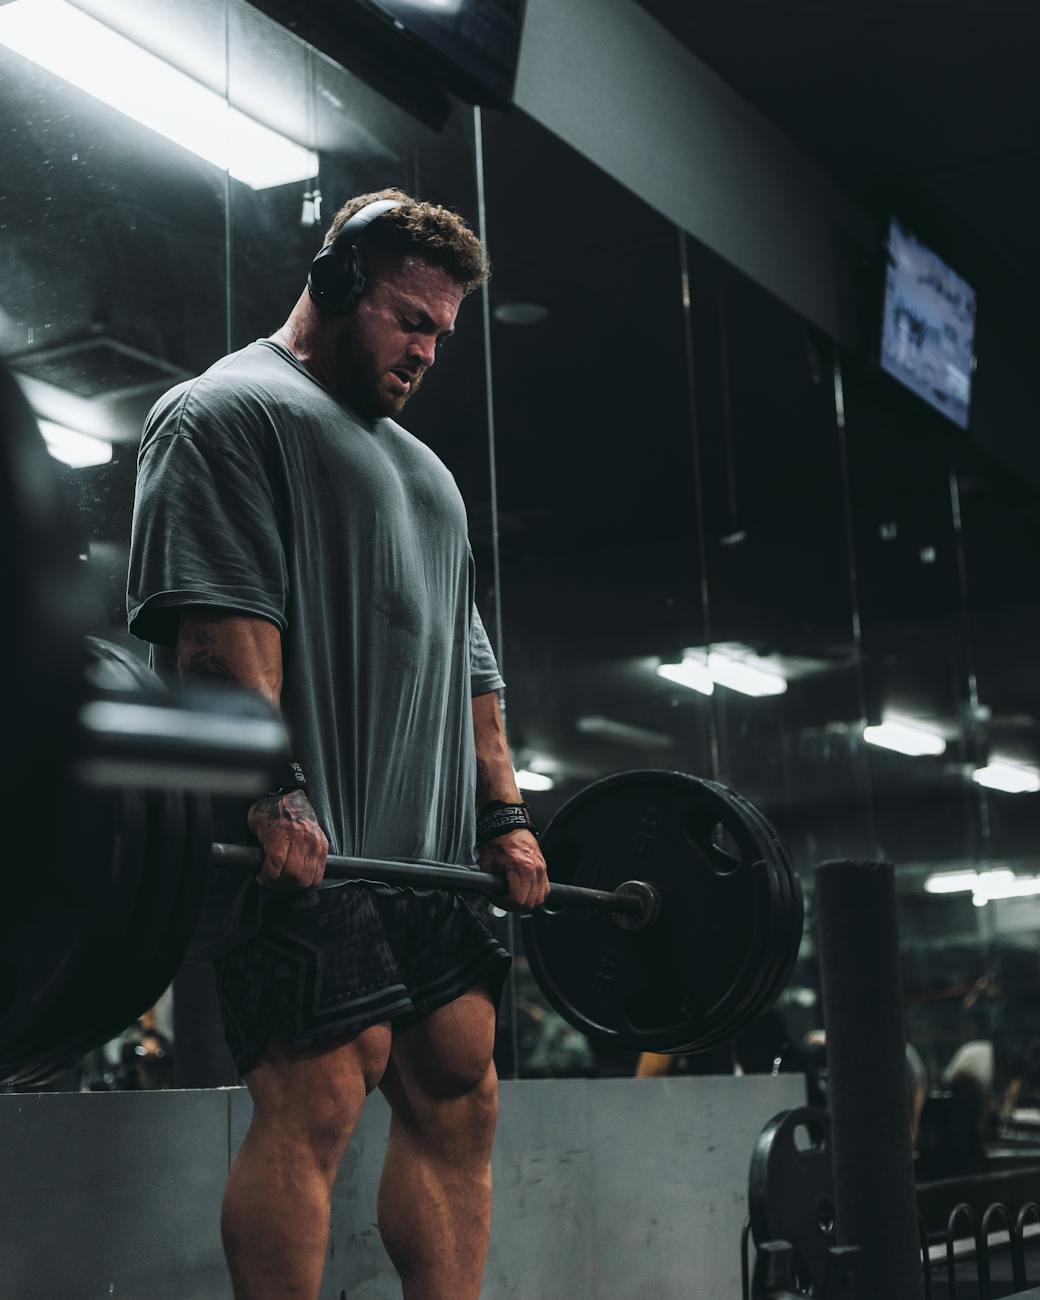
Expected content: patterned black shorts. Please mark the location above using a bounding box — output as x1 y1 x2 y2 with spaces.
214 882 511 1077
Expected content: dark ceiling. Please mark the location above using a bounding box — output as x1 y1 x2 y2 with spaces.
636 0 1040 291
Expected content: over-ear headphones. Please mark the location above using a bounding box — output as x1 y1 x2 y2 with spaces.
307 198 404 316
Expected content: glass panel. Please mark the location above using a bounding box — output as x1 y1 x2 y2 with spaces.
480 108 709 1078
684 239 872 1078
1 0 229 640
954 446 1040 1134
1 0 232 1091
1 0 491 1088
839 359 983 1132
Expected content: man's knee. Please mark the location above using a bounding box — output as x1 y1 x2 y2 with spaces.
391 1059 499 1161
246 1025 392 1173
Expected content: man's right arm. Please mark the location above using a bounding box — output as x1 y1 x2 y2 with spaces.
178 609 328 889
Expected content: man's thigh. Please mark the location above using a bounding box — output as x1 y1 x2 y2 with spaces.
384 988 497 1102
246 1025 393 1130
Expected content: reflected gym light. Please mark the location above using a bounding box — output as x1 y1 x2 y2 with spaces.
657 649 787 698
924 869 986 895
923 867 1040 907
972 763 1040 794
0 0 318 189
707 650 787 698
656 656 714 696
39 419 112 468
515 768 554 793
862 719 946 757
920 868 1040 909
972 873 1040 907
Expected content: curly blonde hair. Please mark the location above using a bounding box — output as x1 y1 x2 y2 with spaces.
322 188 489 294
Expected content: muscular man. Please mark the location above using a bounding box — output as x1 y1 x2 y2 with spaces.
127 189 549 1299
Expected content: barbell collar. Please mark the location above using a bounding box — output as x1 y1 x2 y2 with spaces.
210 843 652 925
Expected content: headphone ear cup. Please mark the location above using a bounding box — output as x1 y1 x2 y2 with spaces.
308 241 364 315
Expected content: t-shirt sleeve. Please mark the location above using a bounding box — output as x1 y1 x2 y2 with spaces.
127 382 288 648
470 603 505 696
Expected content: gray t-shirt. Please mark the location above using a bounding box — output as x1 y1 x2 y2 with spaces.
127 338 503 946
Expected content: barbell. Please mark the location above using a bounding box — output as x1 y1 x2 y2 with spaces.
1 631 803 1086
210 844 660 926
0 367 804 1085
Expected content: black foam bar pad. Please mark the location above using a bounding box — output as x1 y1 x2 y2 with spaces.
815 859 924 1300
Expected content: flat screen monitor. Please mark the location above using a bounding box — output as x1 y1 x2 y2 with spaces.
362 0 526 105
880 217 976 429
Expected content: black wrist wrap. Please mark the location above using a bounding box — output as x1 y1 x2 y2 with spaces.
475 800 536 846
270 759 308 799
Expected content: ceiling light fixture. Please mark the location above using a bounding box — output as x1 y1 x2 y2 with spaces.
863 719 946 757
657 649 787 698
38 418 113 468
657 657 714 696
924 869 987 895
0 0 318 189
707 650 787 698
923 867 1040 908
972 763 1040 794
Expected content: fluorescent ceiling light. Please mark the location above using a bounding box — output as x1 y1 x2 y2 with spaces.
973 873 1040 906
972 763 1040 794
924 869 988 895
707 650 787 697
39 418 112 468
0 0 318 189
923 867 1040 907
515 768 554 792
657 657 714 696
657 649 787 697
863 720 946 757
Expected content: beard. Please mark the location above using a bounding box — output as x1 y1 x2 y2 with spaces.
335 326 423 422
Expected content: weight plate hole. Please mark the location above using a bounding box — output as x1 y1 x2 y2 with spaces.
708 821 742 875
793 1120 826 1153
681 809 745 876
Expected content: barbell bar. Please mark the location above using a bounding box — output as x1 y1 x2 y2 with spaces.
210 843 661 927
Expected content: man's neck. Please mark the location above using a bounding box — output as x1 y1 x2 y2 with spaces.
271 295 339 393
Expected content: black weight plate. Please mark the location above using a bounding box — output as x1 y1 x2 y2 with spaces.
715 787 804 1019
65 642 193 1045
107 789 210 1036
0 789 107 1057
84 787 188 1049
669 834 792 1052
0 785 137 1075
0 642 160 1076
670 787 803 1054
748 1107 835 1293
524 770 791 1054
0 787 150 1078
1 361 88 909
163 791 215 971
647 780 795 1053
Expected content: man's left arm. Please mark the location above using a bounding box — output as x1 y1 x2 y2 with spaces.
472 690 550 911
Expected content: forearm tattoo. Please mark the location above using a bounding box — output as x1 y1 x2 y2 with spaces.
179 626 239 686
248 788 321 837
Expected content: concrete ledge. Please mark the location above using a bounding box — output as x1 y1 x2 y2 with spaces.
2 1075 803 1298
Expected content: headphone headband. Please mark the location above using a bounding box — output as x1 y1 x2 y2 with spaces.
333 198 404 246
